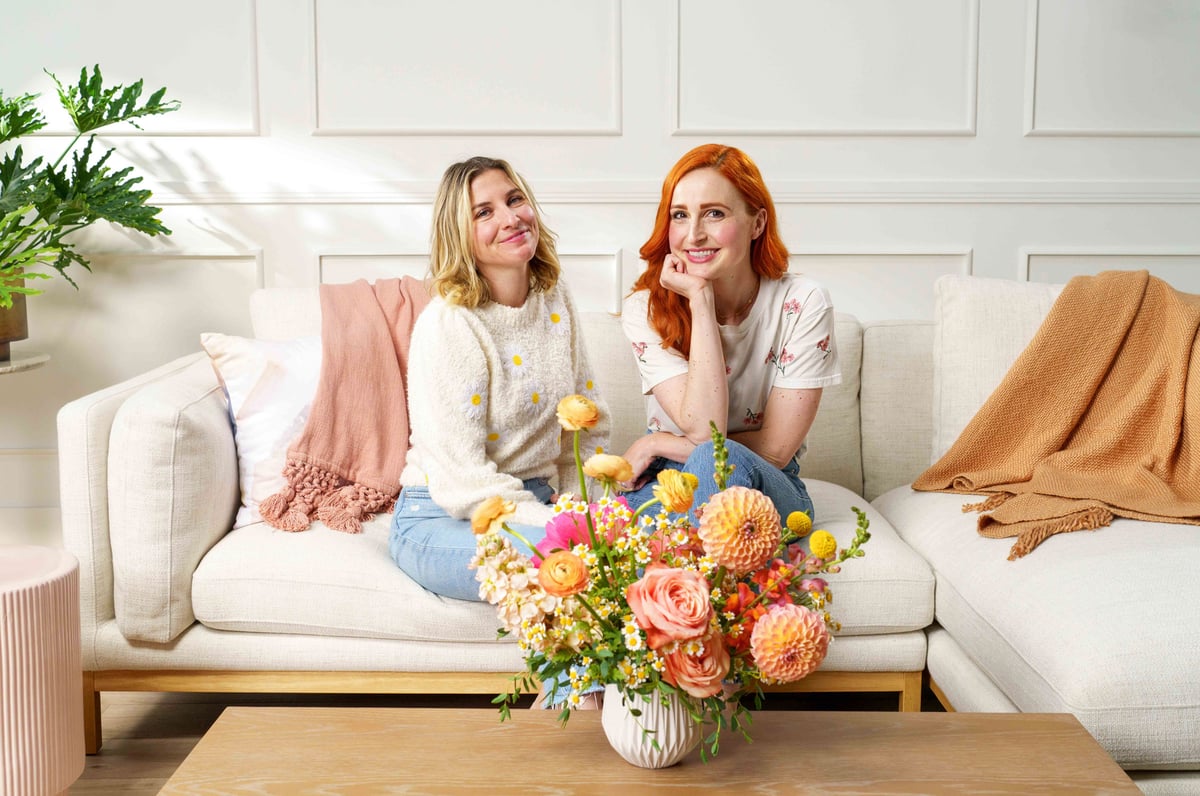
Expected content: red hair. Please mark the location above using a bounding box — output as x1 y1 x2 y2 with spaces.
632 144 789 357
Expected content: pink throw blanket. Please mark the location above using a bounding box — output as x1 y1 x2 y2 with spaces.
260 277 431 533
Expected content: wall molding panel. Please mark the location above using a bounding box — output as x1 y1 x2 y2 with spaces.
1024 0 1200 137
311 0 622 135
11 0 261 137
1021 247 1200 287
672 0 979 136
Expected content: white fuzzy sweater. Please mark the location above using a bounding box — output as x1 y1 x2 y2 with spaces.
400 283 610 527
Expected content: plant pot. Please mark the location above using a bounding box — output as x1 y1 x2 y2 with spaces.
600 684 701 769
0 290 28 362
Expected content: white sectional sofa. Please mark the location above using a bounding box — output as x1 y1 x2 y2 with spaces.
58 276 1198 793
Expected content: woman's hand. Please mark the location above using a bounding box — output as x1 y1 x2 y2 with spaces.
659 253 711 304
619 432 696 491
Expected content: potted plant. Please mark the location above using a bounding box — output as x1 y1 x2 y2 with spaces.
0 65 179 360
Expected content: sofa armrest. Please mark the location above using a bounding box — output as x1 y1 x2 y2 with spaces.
58 353 239 653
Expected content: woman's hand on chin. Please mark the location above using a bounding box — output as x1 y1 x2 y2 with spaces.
660 254 710 303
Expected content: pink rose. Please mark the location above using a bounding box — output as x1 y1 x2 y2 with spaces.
661 628 730 698
626 565 712 650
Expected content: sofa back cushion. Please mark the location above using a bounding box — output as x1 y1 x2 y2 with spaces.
860 320 935 500
108 356 240 642
249 288 867 496
929 275 1063 462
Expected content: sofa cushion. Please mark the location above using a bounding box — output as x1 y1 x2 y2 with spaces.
191 479 932 643
108 358 240 643
930 275 1062 462
200 333 322 528
861 320 934 501
874 486 1200 769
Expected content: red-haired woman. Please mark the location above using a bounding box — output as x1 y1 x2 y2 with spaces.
620 144 840 522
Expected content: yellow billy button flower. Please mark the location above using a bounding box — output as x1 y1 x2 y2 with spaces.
653 469 700 513
556 394 600 431
470 495 516 535
583 453 634 485
786 510 813 538
809 530 837 559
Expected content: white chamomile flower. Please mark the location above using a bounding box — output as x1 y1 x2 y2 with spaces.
518 381 546 418
501 345 530 379
460 382 487 420
547 301 569 335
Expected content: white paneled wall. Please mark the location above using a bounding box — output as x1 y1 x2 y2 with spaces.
2 0 1198 540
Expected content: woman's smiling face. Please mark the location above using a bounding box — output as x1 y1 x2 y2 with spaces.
470 168 539 275
667 167 764 284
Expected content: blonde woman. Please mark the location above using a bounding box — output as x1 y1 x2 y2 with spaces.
390 156 609 603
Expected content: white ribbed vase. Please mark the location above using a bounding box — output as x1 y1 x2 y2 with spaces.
600 685 701 769
0 546 84 796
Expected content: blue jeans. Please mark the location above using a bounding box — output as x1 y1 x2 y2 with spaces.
388 478 554 601
623 439 816 524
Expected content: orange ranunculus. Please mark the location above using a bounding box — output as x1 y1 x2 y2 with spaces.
537 550 589 597
583 453 634 484
556 394 600 431
697 486 781 574
661 627 730 699
652 469 700 513
470 495 516 535
749 603 830 683
626 564 712 649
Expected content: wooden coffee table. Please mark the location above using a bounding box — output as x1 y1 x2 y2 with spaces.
160 707 1138 794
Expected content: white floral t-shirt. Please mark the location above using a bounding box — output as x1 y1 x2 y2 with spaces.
621 273 840 463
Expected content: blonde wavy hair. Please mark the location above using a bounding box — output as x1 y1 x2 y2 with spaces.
430 156 561 307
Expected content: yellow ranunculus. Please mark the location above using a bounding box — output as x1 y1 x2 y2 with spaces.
538 550 589 597
809 530 837 559
583 453 634 484
653 469 700 514
470 495 516 535
556 394 600 431
786 510 812 538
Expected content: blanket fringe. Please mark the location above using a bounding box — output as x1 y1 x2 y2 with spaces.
963 492 1011 513
260 460 395 533
1007 506 1114 560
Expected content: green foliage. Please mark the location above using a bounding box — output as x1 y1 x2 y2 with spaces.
0 65 179 307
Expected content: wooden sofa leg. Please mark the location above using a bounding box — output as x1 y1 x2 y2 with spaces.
82 671 102 754
898 670 923 712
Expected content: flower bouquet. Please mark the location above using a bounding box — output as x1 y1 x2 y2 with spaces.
470 395 871 761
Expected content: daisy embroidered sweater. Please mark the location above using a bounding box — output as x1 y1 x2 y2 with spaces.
401 283 610 527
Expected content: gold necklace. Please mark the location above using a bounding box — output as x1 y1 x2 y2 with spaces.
716 279 760 325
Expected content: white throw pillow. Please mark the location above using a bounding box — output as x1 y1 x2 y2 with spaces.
930 275 1063 462
200 333 322 527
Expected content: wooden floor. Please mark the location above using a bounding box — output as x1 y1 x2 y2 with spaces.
73 687 945 794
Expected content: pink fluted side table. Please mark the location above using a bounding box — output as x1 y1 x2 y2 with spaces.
0 546 84 795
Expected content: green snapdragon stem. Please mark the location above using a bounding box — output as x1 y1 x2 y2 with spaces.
573 430 617 589
503 525 543 561
629 497 662 524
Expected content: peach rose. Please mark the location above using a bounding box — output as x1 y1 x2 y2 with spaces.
537 550 589 597
626 565 712 650
556 394 600 431
661 628 730 699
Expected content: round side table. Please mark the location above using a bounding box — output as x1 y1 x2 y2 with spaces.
0 353 50 376
0 545 84 795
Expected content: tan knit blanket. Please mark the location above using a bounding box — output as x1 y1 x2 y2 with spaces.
913 270 1200 558
260 277 430 533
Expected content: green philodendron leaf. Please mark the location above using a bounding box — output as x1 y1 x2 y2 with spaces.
40 137 171 236
0 204 59 307
0 147 47 215
50 65 180 135
0 91 47 145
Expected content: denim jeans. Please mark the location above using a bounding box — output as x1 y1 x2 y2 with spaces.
623 439 816 524
388 478 554 601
